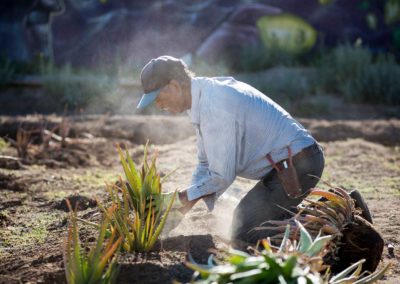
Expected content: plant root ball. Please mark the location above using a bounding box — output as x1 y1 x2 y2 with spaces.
328 215 384 274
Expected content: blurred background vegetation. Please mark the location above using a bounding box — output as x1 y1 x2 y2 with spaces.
1 0 400 117
2 42 399 117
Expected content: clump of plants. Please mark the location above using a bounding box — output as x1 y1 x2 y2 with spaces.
64 143 177 283
317 43 400 105
187 222 330 283
258 186 384 273
63 200 122 284
98 144 176 252
186 201 389 283
341 54 400 105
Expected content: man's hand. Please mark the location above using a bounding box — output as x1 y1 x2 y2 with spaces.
162 190 208 234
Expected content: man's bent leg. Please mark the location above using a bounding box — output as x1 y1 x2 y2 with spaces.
231 148 324 245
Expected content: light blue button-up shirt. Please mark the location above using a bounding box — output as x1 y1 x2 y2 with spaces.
186 77 315 210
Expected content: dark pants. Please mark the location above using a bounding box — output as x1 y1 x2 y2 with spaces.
231 144 325 245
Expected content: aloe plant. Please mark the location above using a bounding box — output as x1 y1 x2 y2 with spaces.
186 223 329 284
63 201 122 284
99 144 176 252
185 222 389 284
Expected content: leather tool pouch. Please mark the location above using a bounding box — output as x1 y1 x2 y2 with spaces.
266 147 302 198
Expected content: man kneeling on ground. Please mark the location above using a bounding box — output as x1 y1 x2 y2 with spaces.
136 55 324 245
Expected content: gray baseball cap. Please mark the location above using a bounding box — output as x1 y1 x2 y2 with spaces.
137 55 186 109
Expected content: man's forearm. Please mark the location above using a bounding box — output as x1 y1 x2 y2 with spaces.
178 190 216 214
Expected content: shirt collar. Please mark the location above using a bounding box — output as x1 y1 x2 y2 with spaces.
189 77 202 124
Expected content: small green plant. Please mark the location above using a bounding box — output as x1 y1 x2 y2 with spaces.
99 144 176 252
63 201 122 284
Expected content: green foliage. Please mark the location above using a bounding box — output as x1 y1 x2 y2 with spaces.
186 224 327 283
0 138 9 151
0 58 15 86
186 222 389 284
190 57 229 77
200 42 400 107
385 0 400 25
238 67 312 111
341 54 400 104
317 43 372 92
266 71 311 104
40 63 117 110
99 144 176 252
294 95 332 117
236 43 296 72
317 43 400 105
64 202 122 284
0 57 121 112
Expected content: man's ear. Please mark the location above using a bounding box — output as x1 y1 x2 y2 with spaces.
169 79 182 95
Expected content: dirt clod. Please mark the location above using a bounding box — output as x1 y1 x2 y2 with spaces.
0 211 13 227
0 172 27 191
0 155 25 170
388 243 395 258
53 195 97 212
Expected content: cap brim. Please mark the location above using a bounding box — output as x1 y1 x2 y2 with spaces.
137 89 161 109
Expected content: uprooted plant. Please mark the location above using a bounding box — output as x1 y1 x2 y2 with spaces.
185 220 389 283
97 144 176 252
256 185 385 273
63 200 122 284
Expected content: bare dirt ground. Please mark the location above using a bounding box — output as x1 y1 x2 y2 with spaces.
0 115 399 284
